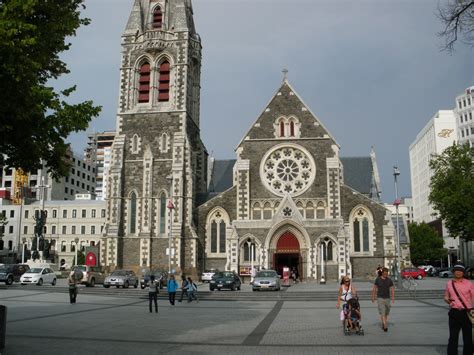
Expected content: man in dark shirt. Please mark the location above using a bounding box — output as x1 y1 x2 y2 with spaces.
371 267 395 332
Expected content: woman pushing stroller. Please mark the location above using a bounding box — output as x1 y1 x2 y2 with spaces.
336 275 364 335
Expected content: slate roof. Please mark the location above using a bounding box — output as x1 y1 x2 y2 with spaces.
197 157 376 205
340 157 373 195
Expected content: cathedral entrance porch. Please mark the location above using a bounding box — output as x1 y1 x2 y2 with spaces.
274 253 300 280
271 231 303 280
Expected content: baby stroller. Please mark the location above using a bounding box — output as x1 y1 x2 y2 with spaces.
342 298 364 336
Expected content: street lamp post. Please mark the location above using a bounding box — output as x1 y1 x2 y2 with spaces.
74 237 79 266
166 176 174 275
393 166 402 289
246 239 254 283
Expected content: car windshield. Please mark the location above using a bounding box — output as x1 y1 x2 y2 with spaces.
256 271 277 278
28 268 43 274
111 271 127 276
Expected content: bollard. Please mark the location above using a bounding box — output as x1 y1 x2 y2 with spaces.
0 305 6 350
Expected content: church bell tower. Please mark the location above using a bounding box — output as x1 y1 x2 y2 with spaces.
101 0 207 275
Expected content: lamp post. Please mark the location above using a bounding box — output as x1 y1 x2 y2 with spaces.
393 166 402 289
320 238 327 284
246 239 254 282
21 238 27 264
74 237 79 266
166 176 174 275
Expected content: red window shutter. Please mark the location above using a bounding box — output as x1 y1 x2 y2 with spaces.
158 61 170 102
153 7 163 29
138 62 150 103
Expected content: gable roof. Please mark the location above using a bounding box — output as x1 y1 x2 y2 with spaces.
340 157 373 195
208 159 236 193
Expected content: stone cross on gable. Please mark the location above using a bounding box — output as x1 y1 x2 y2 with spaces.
282 68 288 82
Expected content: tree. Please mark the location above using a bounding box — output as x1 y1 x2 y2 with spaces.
0 0 101 179
429 143 474 242
437 0 474 52
408 222 447 265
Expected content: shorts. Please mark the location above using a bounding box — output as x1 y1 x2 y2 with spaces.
377 298 391 316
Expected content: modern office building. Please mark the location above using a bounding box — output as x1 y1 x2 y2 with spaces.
84 131 116 200
455 86 474 147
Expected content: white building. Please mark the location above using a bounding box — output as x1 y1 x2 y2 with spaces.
455 86 474 147
409 110 457 223
409 110 458 259
0 198 106 266
1 150 96 202
84 131 115 200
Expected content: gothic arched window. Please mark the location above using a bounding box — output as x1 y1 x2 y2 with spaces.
132 134 139 153
280 121 285 137
252 202 261 220
219 221 226 253
160 133 168 152
159 193 166 234
290 121 295 137
207 209 229 255
263 202 272 220
130 192 137 234
210 220 217 253
158 61 170 102
138 62 151 103
152 6 163 29
351 208 372 253
316 201 326 219
306 201 314 219
243 242 257 262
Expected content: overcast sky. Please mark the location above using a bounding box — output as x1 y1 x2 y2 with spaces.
61 0 473 202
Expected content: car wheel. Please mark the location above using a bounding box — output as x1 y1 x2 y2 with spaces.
134 281 138 288
252 288 256 292
104 285 110 288
210 287 215 291
443 274 448 278
124 281 129 289
417 275 423 280
230 284 235 291
6 276 13 285
52 278 56 286
89 278 95 287
276 287 280 291
37 278 43 286
237 284 241 291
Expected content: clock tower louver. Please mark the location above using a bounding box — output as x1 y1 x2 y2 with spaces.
101 0 207 275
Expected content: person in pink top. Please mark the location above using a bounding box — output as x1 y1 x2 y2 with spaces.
444 263 474 355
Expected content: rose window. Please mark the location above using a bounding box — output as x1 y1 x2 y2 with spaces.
260 145 315 196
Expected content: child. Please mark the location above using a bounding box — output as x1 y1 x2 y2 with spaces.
347 298 361 330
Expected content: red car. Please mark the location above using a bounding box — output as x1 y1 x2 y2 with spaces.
401 267 426 280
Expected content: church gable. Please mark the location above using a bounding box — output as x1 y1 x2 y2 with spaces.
238 81 338 147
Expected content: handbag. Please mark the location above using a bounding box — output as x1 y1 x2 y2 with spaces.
451 280 474 324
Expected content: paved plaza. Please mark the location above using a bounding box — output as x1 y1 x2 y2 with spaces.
0 279 458 355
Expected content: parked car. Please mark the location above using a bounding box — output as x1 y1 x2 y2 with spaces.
209 271 241 291
201 269 219 283
103 270 138 288
418 265 435 275
0 264 30 285
72 265 105 287
20 267 56 286
252 270 281 291
439 269 454 278
140 269 168 289
401 267 426 280
465 267 474 280
433 267 448 277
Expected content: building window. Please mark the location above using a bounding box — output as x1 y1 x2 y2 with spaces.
0 240 3 250
289 121 295 137
8 241 12 250
101 209 106 218
52 209 57 218
263 202 272 220
210 221 217 253
316 202 326 219
61 242 66 252
243 242 257 262
352 209 371 253
81 226 86 235
252 202 261 220
138 62 151 103
91 209 96 218
9 226 13 234
9 210 14 218
91 226 96 235
24 226 28 234
81 209 86 218
132 134 139 154
306 201 315 219
25 210 29 219
219 221 226 253
280 121 285 137
207 209 228 255
71 242 75 252
159 193 166 234
158 61 170 102
63 210 67 218
152 6 163 29
72 226 76 234
130 192 137 234
52 225 56 234
72 209 77 218
62 225 67 234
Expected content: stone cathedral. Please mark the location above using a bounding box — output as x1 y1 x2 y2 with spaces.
101 0 410 280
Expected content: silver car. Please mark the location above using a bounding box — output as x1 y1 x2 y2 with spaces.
103 270 138 288
252 270 281 291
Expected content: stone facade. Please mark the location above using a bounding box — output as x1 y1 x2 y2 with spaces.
103 0 407 280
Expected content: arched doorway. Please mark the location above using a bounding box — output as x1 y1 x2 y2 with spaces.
274 231 301 279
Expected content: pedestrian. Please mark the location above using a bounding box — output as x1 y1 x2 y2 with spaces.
336 275 358 326
67 271 78 304
186 277 198 303
177 274 188 302
444 263 473 355
250 266 256 284
167 274 179 306
371 267 394 332
148 274 159 313
376 264 383 277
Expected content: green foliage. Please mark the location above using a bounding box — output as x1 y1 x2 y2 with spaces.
429 144 474 242
408 222 447 265
0 0 101 179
